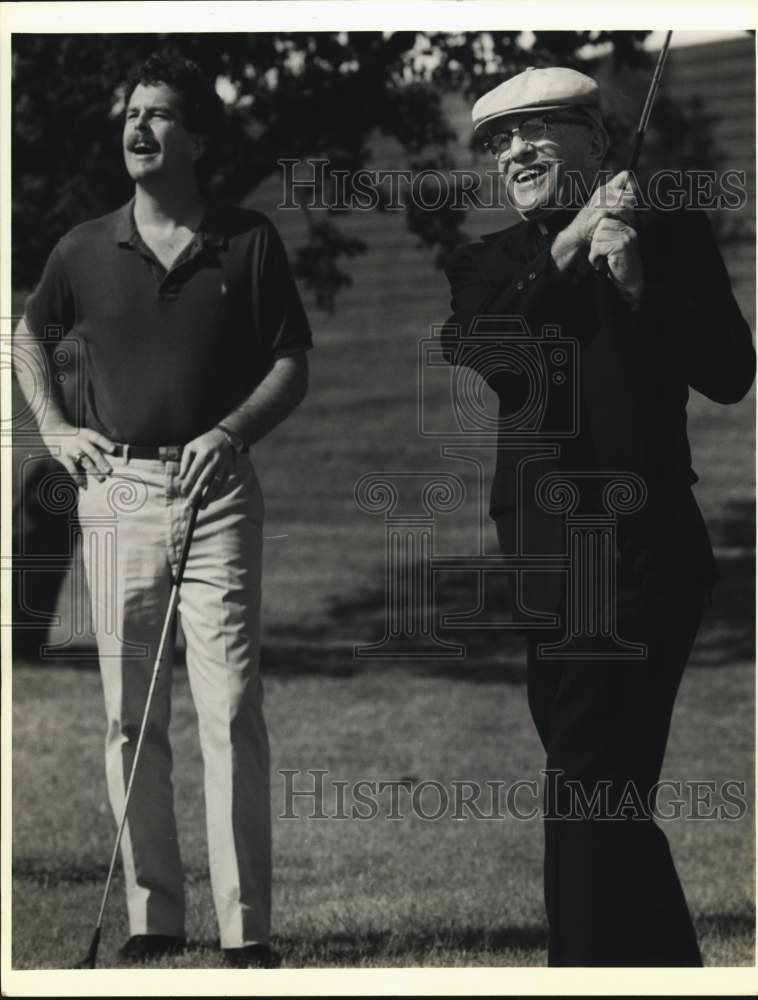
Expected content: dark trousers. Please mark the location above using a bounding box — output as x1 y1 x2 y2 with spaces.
526 579 706 966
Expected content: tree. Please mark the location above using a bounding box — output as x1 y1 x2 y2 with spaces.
13 31 656 310
13 30 739 656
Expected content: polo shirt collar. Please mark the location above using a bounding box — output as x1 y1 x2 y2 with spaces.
114 199 137 246
197 205 226 248
113 197 227 249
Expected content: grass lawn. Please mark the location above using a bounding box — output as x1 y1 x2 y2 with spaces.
9 262 756 972
10 651 755 970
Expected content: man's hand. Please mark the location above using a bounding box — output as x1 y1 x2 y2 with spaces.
43 425 116 488
588 217 644 309
568 170 637 247
178 427 237 506
552 171 637 274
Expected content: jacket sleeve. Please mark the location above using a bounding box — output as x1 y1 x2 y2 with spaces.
652 209 755 404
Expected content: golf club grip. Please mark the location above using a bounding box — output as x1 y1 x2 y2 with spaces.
175 494 202 583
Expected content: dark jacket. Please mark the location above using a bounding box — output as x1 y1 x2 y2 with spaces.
442 208 755 609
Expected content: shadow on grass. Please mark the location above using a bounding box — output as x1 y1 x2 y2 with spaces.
10 872 755 967
161 925 550 965
13 499 754 681
272 911 757 964
262 496 755 679
273 924 549 963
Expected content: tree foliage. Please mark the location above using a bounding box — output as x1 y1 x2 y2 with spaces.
13 31 661 307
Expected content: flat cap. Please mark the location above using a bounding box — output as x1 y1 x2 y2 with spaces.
472 66 603 137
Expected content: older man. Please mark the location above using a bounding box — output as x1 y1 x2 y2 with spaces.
13 53 312 967
442 67 754 965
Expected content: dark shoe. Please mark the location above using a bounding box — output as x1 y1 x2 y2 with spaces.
117 934 187 963
223 944 281 968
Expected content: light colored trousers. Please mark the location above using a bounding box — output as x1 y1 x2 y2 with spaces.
76 452 270 948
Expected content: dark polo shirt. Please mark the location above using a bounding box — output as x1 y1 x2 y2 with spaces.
24 200 312 446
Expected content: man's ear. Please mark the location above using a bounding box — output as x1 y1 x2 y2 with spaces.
588 126 610 166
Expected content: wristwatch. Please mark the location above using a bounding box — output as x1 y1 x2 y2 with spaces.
217 424 246 455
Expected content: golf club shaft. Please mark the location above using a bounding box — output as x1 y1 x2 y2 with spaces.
626 30 673 173
599 31 673 278
83 493 202 966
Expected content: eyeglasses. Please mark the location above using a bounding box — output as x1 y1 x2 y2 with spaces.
482 114 592 157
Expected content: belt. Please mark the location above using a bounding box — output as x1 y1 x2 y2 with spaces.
112 443 183 462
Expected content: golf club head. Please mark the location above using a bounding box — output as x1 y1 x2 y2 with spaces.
74 927 101 969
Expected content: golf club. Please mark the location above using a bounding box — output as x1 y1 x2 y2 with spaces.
627 30 673 173
597 30 673 277
76 489 203 969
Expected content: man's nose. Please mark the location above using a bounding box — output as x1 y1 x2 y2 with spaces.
509 133 533 159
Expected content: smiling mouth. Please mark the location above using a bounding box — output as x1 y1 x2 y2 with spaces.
511 163 551 186
130 140 159 155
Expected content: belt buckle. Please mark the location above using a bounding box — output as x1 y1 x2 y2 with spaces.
159 445 182 462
